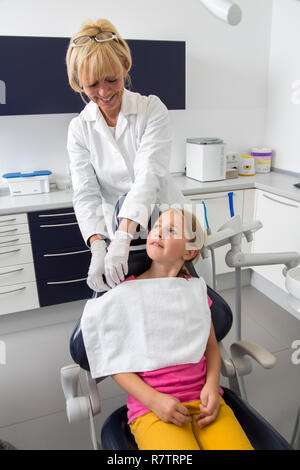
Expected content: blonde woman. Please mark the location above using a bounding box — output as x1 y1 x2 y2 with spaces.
66 19 184 292
112 208 253 450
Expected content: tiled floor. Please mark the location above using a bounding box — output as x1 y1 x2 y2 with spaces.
218 284 300 446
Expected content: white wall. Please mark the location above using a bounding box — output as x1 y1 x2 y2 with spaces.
0 0 273 188
264 0 300 174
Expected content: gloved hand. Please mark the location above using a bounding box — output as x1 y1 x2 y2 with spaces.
104 230 132 288
87 239 110 292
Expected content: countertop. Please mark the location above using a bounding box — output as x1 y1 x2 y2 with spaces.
1 171 300 216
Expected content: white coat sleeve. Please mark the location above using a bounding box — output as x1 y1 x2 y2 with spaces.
117 96 172 229
67 119 107 245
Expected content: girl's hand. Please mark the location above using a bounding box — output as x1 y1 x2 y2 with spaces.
151 392 192 427
196 383 220 429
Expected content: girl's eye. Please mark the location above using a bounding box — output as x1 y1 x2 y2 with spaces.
87 82 98 88
106 78 117 83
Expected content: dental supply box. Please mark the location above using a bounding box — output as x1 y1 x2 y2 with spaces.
186 138 226 182
2 171 52 196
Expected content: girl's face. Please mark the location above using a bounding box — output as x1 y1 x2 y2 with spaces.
147 210 191 263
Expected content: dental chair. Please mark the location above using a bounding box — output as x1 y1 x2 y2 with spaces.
61 203 294 450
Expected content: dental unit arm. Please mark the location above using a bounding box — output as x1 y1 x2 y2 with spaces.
200 214 300 410
201 214 300 280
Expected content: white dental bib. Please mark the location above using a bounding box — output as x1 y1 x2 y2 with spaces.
81 277 211 379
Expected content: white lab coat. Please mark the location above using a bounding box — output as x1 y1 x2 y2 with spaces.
67 89 184 244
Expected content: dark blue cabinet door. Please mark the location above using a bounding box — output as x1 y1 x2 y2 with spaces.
37 279 92 307
28 209 86 251
28 207 93 306
32 247 91 281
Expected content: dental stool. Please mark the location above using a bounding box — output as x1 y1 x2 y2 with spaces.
61 255 293 450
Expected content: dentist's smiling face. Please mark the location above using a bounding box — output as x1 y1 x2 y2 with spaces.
147 210 187 263
82 72 126 122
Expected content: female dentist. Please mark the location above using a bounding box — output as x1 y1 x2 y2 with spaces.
66 18 184 292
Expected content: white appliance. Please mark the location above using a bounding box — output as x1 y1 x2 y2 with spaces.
186 138 226 182
2 171 52 196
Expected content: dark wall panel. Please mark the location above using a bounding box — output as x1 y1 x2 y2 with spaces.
0 36 185 116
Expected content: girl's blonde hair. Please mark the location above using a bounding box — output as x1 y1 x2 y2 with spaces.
176 208 206 278
66 19 132 103
156 208 206 278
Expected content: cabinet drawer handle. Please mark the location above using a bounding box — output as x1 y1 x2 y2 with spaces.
0 228 18 234
0 238 19 244
0 248 21 255
47 277 87 285
38 212 75 218
189 193 236 202
43 249 90 257
39 222 78 228
0 267 24 276
0 286 26 295
0 218 17 224
263 194 299 208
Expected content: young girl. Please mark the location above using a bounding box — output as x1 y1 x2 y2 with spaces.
111 208 253 450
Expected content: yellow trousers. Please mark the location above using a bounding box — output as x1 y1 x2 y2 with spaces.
129 396 253 450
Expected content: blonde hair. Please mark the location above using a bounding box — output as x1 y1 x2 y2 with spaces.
156 208 206 279
66 19 132 103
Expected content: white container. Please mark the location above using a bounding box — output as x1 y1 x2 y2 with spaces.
186 138 226 182
2 171 51 196
238 155 255 176
251 147 272 173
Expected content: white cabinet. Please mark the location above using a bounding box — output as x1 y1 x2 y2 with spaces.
0 282 39 316
253 190 300 289
0 213 39 315
0 213 28 225
185 189 253 275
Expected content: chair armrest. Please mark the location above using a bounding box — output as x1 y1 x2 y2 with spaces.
230 340 277 376
218 341 236 377
61 364 80 400
60 364 89 422
60 365 101 423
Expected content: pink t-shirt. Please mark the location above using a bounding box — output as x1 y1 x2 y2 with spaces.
122 275 223 424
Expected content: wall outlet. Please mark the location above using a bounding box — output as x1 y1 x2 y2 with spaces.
226 152 238 163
